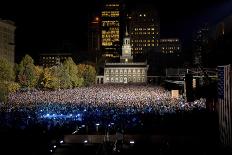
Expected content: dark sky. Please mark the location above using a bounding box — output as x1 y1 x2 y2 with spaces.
1 0 232 63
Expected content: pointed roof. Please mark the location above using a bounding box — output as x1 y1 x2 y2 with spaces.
125 25 129 37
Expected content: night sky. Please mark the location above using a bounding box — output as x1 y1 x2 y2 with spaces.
0 0 232 63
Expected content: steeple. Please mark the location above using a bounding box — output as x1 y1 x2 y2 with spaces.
125 25 129 37
120 25 133 63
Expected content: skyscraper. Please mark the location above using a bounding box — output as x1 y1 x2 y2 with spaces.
128 7 160 59
0 19 16 64
88 16 101 63
192 24 209 67
160 38 181 54
101 1 121 61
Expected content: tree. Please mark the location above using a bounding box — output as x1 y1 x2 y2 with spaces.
41 64 72 90
34 66 43 88
17 54 37 88
63 57 84 87
59 64 72 89
77 64 96 86
0 82 8 102
42 67 60 90
0 58 15 82
0 58 17 102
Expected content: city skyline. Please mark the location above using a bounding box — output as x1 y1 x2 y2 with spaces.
0 0 231 63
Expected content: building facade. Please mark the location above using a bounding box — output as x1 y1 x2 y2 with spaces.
218 64 232 149
101 2 121 61
0 19 16 64
128 8 160 57
103 29 148 84
39 53 72 67
160 38 181 54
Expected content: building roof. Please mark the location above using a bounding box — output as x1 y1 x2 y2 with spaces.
105 62 148 68
0 19 15 27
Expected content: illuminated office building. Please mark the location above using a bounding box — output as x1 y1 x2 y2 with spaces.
39 53 72 67
0 19 16 64
160 38 181 54
101 2 121 61
129 8 160 57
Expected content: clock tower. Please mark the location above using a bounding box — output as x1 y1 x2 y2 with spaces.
120 26 133 63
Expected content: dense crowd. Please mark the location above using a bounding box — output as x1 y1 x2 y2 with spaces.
1 84 206 132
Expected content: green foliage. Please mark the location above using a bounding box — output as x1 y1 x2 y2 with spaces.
63 57 84 87
59 64 72 89
77 64 96 86
0 58 16 102
7 81 21 93
0 58 15 82
0 81 8 102
0 81 20 102
17 54 37 88
39 67 58 90
34 66 44 88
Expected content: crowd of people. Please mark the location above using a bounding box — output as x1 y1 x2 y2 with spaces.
1 84 206 133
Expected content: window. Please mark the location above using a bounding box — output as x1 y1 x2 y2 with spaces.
133 77 136 82
142 69 145 74
142 77 145 82
120 77 123 83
